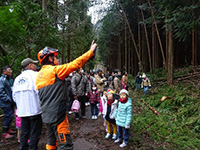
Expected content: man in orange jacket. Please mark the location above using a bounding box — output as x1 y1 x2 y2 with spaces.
36 41 97 150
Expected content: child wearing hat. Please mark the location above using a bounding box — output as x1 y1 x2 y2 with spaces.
141 73 151 94
102 89 118 140
114 89 132 148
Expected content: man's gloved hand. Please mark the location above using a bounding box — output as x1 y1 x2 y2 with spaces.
90 40 97 60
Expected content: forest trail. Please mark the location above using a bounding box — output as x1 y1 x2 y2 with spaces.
0 106 130 150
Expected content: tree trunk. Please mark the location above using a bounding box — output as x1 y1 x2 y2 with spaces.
147 0 167 71
141 9 152 73
152 25 155 69
118 35 121 70
192 28 198 66
128 34 131 73
42 0 47 11
66 26 71 63
116 0 143 72
61 28 65 64
125 22 127 71
138 21 141 68
167 25 173 85
165 16 169 68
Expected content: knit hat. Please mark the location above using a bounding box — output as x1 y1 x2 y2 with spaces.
119 89 129 96
106 89 115 95
142 73 146 78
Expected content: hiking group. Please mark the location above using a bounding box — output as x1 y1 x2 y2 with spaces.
0 40 151 150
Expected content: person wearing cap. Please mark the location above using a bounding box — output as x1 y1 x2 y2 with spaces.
114 89 132 148
95 68 107 96
12 58 42 150
0 65 15 139
36 41 97 150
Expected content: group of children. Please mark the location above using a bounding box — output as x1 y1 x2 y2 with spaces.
87 84 132 148
15 82 132 148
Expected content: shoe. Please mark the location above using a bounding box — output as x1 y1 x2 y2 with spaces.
112 134 117 140
68 111 73 114
92 115 95 119
94 115 97 119
75 117 79 120
114 138 121 143
82 115 86 119
105 133 110 139
119 141 127 148
2 132 14 139
7 128 16 134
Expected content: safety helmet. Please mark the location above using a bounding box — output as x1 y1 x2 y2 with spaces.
38 47 58 64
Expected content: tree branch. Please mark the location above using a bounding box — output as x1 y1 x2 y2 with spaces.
10 49 26 67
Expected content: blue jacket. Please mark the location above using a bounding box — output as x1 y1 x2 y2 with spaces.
115 97 132 127
0 74 14 108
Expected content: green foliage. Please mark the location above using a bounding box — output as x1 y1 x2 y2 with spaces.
153 0 200 41
130 70 200 149
127 74 135 89
98 3 123 66
0 0 95 76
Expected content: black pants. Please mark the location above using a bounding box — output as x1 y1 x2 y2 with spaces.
20 114 42 150
67 96 74 112
2 106 14 133
75 96 86 118
46 115 73 150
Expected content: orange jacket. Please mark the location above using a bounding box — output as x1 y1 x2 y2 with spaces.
36 50 93 123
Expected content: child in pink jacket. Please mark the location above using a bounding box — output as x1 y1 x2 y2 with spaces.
89 84 100 119
15 109 21 142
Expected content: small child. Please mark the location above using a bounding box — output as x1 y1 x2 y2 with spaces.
114 89 132 148
103 89 118 140
99 88 108 127
141 73 151 94
89 84 100 119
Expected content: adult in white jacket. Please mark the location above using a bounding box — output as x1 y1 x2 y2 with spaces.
13 58 42 150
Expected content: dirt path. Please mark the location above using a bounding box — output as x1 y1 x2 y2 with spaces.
0 106 130 150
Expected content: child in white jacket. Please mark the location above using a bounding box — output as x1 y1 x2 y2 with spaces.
103 89 118 140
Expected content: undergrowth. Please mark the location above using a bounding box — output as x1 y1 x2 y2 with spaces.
130 69 200 149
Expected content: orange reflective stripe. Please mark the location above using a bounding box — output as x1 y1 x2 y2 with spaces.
46 144 57 150
57 115 70 143
56 50 94 80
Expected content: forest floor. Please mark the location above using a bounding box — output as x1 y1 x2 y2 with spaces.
0 106 132 150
